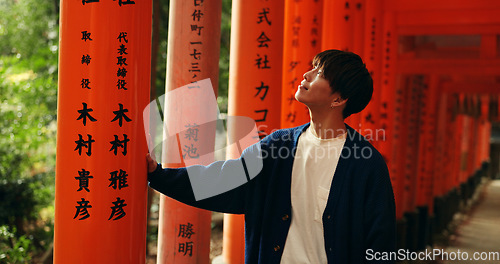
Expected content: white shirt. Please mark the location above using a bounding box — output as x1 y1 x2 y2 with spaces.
280 127 346 264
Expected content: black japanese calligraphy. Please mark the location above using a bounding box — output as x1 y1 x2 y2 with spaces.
187 81 200 89
257 32 271 48
75 169 93 192
255 81 269 101
286 111 296 122
81 31 93 41
111 103 132 127
184 124 199 142
117 32 128 43
74 198 92 220
117 56 128 66
81 54 91 65
117 79 127 90
77 102 97 126
117 67 127 78
109 134 130 156
108 169 129 190
183 144 199 159
108 197 127 220
189 63 200 78
257 8 271 25
117 44 128 55
190 49 201 60
192 10 203 21
116 0 135 6
82 0 99 5
81 78 91 89
191 25 203 36
255 54 270 69
178 223 195 239
178 242 194 257
254 109 268 122
74 134 95 156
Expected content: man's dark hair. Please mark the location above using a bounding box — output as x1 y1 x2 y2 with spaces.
312 49 373 119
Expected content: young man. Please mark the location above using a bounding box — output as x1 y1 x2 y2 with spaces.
147 50 396 263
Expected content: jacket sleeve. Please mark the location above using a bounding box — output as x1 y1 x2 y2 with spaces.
147 142 264 214
363 157 397 262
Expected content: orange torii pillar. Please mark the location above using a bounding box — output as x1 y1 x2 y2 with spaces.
379 9 405 248
482 96 492 174
459 111 471 201
478 95 492 172
321 0 360 129
476 95 489 172
415 75 438 249
471 95 487 188
352 0 365 56
433 92 449 233
443 94 463 226
464 96 479 200
360 0 381 148
54 0 151 262
281 0 323 128
449 96 465 220
156 1 222 263
401 75 423 252
220 1 284 263
458 95 472 187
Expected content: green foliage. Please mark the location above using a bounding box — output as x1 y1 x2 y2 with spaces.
0 0 59 62
0 0 58 260
0 225 33 264
217 0 232 114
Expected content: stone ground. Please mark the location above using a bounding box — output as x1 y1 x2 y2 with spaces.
440 179 500 263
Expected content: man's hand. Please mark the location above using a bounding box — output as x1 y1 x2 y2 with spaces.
146 153 158 173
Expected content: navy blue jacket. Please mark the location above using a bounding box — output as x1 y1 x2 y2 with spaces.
148 123 396 263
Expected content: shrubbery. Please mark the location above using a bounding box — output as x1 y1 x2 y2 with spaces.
0 0 58 261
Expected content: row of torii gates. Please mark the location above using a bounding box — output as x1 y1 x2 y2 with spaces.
54 0 500 263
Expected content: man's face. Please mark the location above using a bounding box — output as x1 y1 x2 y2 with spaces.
295 66 340 109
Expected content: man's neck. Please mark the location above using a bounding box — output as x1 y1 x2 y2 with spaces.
308 109 346 139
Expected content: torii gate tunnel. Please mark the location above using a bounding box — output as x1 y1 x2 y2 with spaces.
55 0 500 263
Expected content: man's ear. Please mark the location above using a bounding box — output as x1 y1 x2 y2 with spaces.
331 97 347 107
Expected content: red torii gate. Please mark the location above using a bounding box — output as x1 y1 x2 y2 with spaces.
54 0 500 263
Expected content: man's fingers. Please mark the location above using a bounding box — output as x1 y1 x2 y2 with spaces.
146 153 158 173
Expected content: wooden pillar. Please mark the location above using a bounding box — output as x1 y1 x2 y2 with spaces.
459 97 471 184
479 95 492 166
281 0 323 128
157 1 222 263
404 75 423 214
321 0 354 51
380 8 402 219
416 75 438 212
454 108 465 188
443 95 458 194
467 96 479 176
476 95 488 169
352 0 366 56
434 92 448 198
359 0 381 147
54 0 152 262
321 0 360 129
223 1 284 263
